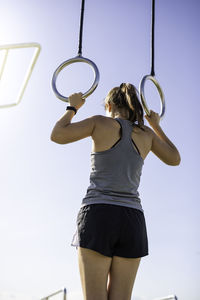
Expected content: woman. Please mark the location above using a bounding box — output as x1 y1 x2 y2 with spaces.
51 83 181 300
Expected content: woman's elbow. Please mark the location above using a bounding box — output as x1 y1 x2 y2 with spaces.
174 150 181 165
50 133 60 144
168 152 181 166
176 154 181 165
50 132 67 144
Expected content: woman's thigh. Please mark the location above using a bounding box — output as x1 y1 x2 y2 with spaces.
78 247 112 300
108 256 141 300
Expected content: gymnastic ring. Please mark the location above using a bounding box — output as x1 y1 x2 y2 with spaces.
139 75 165 119
52 55 100 102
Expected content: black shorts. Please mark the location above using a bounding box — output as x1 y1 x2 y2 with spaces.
76 204 148 258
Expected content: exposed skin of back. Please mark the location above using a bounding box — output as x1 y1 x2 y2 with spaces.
90 115 152 160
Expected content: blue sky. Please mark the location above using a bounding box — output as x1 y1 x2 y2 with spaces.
0 0 199 300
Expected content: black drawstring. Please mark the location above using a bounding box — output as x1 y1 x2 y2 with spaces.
151 0 155 76
78 0 85 56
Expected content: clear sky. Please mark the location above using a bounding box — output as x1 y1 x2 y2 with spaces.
0 0 199 300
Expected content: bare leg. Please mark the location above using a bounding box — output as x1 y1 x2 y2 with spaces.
78 247 112 300
108 256 141 300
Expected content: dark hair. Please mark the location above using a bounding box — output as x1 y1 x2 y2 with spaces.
104 83 144 129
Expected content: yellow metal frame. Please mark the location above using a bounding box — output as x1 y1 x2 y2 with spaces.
0 42 41 108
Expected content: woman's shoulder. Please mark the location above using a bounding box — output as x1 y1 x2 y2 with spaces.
91 115 118 126
91 115 121 140
129 121 153 136
141 125 154 134
92 115 112 121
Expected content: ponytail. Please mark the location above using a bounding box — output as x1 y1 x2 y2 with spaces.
105 83 144 129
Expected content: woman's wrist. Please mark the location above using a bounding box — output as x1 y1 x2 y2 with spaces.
66 106 78 115
151 123 161 131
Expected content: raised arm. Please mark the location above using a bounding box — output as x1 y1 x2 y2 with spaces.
145 111 181 166
51 93 96 144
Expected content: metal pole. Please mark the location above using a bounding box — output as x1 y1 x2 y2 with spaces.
63 288 67 300
154 295 178 300
41 288 67 300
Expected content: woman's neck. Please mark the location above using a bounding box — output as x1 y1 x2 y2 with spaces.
112 112 129 120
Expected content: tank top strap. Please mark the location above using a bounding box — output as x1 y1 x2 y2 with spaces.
115 118 134 143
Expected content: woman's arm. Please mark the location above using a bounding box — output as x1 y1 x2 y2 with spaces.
145 111 181 166
50 93 96 144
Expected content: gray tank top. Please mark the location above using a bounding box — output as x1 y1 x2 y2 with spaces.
81 118 144 212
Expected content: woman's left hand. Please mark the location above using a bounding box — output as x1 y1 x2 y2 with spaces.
68 92 85 110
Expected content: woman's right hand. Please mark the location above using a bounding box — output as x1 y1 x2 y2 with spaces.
68 92 85 110
145 110 160 128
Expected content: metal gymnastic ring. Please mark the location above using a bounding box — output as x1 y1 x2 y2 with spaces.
52 55 100 102
139 75 165 119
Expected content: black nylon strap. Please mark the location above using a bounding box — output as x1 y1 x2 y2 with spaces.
151 0 155 76
78 0 85 56
66 106 77 114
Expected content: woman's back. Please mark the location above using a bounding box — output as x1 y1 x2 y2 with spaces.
81 116 150 211
91 115 153 161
